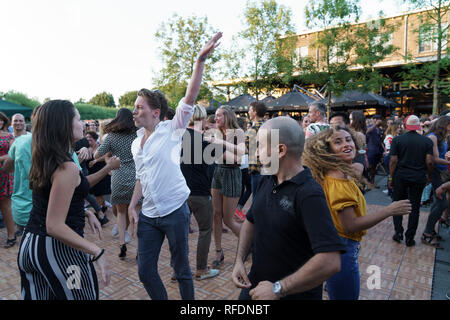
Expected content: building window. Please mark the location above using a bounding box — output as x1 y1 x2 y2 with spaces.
295 46 309 60
329 43 345 64
373 33 393 50
419 23 448 53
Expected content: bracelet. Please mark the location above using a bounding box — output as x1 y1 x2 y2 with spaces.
198 55 207 62
91 249 105 262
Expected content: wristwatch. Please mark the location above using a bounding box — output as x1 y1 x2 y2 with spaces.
272 281 284 298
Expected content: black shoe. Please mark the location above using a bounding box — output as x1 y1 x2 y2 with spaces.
212 249 224 269
99 216 109 226
119 244 127 259
405 238 416 247
94 212 109 226
393 233 403 243
4 236 17 248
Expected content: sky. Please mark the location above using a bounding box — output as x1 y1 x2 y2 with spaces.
0 0 411 104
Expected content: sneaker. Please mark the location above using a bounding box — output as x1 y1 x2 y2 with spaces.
235 208 245 221
392 233 403 243
125 231 131 244
195 269 219 281
111 224 118 237
382 189 388 194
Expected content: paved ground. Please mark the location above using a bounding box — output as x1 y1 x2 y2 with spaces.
0 177 446 300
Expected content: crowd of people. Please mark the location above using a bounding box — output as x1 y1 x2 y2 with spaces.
0 31 449 300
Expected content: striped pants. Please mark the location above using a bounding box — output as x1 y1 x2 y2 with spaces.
18 232 99 300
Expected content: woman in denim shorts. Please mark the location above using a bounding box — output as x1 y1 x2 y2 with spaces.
206 106 245 268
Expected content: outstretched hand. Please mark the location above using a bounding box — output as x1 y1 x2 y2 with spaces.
198 32 222 61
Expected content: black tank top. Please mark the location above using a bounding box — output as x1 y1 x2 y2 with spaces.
25 163 90 237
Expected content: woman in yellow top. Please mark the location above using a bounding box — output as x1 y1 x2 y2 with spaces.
303 126 411 300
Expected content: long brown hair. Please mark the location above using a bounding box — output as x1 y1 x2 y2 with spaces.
350 110 367 134
429 116 450 147
385 120 402 137
0 111 10 131
217 106 240 131
29 100 75 191
103 108 137 134
303 126 364 186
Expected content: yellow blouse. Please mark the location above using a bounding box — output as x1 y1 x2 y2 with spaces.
322 175 367 242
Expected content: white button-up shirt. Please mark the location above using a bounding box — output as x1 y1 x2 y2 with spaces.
131 99 194 218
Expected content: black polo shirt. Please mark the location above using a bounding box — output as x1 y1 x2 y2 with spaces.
246 167 346 300
389 131 433 184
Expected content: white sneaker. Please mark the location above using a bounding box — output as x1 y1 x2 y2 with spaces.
111 224 118 237
125 231 131 244
382 189 388 194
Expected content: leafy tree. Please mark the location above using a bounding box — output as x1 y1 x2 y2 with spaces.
304 0 361 115
214 36 247 100
119 91 138 107
75 103 122 120
303 0 399 116
352 17 399 92
238 0 297 99
153 14 220 108
4 90 40 108
88 92 116 108
401 0 450 114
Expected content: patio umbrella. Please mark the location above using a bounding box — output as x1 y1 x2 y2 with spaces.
205 99 221 114
320 90 397 107
268 89 314 111
221 94 256 113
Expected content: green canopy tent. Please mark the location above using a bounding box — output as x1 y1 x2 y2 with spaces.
0 100 33 119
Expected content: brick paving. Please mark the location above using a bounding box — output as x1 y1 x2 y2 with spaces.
0 204 437 300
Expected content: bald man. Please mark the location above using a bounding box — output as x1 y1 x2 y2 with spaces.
11 114 29 138
231 116 345 300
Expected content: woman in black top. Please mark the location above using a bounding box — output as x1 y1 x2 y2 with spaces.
17 100 120 300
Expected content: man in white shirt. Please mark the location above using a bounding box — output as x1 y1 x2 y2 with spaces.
304 102 330 139
128 32 222 300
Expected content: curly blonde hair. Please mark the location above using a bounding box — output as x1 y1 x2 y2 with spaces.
303 126 366 187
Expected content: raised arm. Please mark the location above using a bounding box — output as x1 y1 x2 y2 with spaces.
184 32 222 106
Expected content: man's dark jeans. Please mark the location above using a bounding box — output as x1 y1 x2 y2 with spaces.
250 172 261 202
137 202 194 300
392 175 425 240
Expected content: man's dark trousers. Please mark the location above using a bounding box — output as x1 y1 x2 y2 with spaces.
392 175 425 241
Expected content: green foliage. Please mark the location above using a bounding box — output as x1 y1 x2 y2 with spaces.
153 14 220 107
74 103 121 120
303 0 398 112
4 90 41 108
119 91 138 107
239 0 296 98
88 92 116 108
